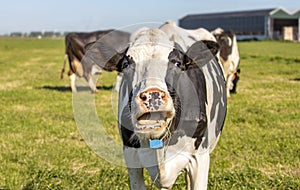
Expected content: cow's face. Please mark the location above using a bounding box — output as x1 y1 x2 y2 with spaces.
118 34 220 144
117 29 176 140
213 30 240 74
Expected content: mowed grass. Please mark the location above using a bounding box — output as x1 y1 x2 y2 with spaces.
0 38 299 189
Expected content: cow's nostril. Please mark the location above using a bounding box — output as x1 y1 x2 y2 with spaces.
140 93 147 101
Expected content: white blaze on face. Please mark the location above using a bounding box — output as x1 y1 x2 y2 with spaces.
124 28 175 139
127 28 173 88
127 29 173 92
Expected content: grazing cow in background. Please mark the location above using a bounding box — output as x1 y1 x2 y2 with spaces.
84 23 226 189
61 30 130 92
211 28 240 97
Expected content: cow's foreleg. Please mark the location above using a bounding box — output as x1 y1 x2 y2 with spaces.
127 168 146 190
88 77 97 93
187 151 210 190
69 73 77 93
61 54 68 79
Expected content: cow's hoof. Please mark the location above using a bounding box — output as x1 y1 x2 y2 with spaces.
91 89 98 94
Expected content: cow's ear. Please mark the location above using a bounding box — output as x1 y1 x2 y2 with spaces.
201 40 220 56
107 47 130 72
82 40 129 71
84 41 96 53
186 40 219 67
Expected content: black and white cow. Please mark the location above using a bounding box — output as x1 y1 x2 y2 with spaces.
211 28 240 97
84 25 226 189
61 30 130 92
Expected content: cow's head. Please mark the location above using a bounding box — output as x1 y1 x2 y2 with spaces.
116 29 176 143
84 28 219 147
212 29 240 75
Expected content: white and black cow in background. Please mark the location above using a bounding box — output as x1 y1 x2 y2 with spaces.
83 22 227 189
61 30 130 93
211 28 240 97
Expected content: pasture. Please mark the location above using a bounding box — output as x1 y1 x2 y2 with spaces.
0 37 299 189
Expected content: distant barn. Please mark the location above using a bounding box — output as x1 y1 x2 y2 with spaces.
179 8 300 41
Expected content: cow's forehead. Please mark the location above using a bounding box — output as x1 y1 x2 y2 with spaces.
127 28 173 61
126 28 173 91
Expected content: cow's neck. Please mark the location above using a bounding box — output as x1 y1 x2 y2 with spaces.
145 135 200 187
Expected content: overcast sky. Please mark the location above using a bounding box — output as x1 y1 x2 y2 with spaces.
1 0 300 34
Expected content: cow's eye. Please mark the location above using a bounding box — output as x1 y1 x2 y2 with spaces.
122 61 130 69
120 56 133 70
175 61 181 67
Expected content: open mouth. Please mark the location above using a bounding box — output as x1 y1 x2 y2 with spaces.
135 111 173 137
138 111 166 123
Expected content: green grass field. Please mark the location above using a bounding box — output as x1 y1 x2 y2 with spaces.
0 38 299 189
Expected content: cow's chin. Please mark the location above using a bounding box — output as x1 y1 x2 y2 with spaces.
134 111 173 140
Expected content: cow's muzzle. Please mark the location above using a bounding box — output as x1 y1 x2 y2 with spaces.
134 88 174 139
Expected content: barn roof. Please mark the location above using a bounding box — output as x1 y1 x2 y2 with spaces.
270 7 300 19
180 8 275 21
293 9 300 17
180 8 300 21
